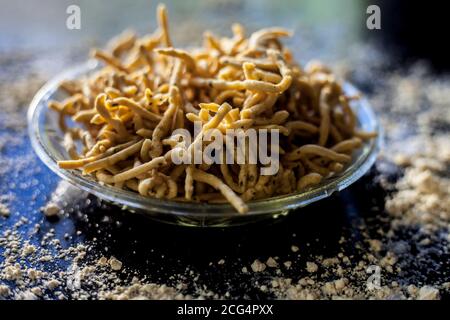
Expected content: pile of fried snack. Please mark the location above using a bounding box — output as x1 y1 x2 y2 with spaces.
49 5 375 214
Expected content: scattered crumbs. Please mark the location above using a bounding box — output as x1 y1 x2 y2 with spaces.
46 279 61 290
417 286 440 300
266 257 278 268
368 239 383 252
291 246 299 253
251 260 267 273
334 278 348 292
0 202 10 217
39 255 53 263
322 258 339 268
217 259 225 265
283 261 292 269
384 136 450 229
22 244 37 257
27 269 43 282
108 257 123 271
30 287 42 297
41 203 60 218
100 283 189 300
16 291 38 300
97 256 108 267
3 264 22 281
306 262 318 273
0 285 11 297
0 214 213 300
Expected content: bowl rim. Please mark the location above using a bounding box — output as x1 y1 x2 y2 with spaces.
28 61 382 218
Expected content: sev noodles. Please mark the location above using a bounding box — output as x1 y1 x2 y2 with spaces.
50 4 376 214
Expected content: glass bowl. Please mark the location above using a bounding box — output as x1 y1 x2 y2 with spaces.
28 61 382 227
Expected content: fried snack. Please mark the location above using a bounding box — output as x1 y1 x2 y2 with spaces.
51 4 376 214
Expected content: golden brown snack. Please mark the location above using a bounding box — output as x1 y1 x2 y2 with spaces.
52 5 376 214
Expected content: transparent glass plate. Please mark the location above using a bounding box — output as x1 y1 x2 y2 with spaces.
28 61 382 227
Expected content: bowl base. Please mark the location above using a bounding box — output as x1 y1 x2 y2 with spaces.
143 210 291 227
